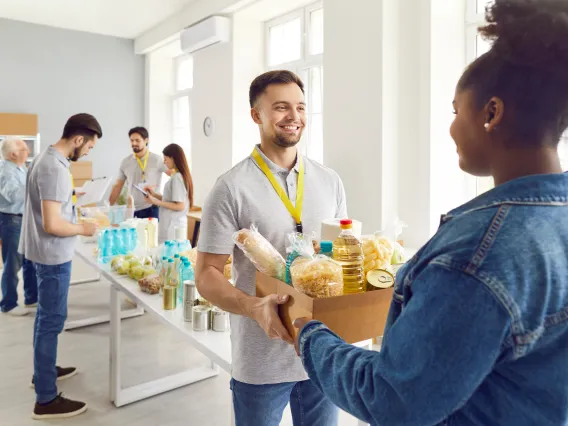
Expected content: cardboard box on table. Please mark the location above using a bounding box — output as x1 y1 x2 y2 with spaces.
256 271 393 344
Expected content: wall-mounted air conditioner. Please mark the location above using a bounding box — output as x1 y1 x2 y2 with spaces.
181 16 231 54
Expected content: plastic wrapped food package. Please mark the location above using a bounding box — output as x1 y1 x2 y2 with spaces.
138 275 162 295
362 235 394 276
290 256 344 298
233 226 286 281
128 264 156 281
110 255 125 271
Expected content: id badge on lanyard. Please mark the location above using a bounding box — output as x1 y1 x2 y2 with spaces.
136 152 149 185
251 148 304 233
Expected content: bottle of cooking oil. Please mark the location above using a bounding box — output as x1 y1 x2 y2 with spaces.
333 219 365 294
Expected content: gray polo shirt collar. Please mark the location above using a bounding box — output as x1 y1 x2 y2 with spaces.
47 146 71 169
251 144 306 175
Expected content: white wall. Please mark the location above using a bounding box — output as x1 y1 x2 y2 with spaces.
191 42 234 207
146 47 174 154
231 15 265 166
0 18 144 180
323 0 385 236
324 0 467 248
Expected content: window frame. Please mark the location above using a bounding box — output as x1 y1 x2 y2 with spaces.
264 1 324 163
171 53 193 168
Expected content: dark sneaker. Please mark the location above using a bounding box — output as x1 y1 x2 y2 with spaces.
31 366 78 388
32 393 87 420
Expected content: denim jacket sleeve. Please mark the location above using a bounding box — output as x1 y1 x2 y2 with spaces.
299 264 512 426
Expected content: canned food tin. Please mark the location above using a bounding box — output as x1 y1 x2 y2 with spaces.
192 306 211 331
163 286 177 310
183 281 197 322
366 269 395 290
211 307 229 332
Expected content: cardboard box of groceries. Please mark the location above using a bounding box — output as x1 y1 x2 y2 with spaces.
256 271 393 344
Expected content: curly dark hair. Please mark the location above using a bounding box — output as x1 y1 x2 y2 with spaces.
458 0 568 146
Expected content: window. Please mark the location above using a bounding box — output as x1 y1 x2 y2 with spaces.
266 1 324 164
172 55 193 168
465 0 568 195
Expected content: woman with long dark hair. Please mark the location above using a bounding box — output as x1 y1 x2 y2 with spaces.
293 1 568 425
144 143 194 243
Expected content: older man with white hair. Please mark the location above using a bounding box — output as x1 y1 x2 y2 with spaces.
0 137 37 316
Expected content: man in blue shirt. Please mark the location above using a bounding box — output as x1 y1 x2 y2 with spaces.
0 138 37 316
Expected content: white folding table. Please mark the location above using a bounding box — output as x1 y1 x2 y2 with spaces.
75 241 371 426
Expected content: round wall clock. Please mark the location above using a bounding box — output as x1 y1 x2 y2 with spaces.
203 116 214 137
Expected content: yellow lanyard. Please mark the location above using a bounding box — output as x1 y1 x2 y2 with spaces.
252 147 304 232
135 151 149 180
68 170 76 205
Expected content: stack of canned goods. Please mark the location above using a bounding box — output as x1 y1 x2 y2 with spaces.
183 281 229 332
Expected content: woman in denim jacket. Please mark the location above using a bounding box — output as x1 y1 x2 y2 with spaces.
294 1 568 425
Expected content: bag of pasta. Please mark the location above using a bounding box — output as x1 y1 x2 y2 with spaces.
287 233 343 298
233 225 286 281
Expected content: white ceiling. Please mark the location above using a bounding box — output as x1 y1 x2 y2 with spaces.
0 0 199 38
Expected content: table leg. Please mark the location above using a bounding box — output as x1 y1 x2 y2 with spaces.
70 273 101 286
110 285 121 403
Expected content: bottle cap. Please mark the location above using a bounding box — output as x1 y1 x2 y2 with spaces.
339 219 353 229
320 241 333 252
174 254 180 258
168 259 174 263
162 256 167 261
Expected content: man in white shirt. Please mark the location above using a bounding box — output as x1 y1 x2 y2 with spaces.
196 71 347 426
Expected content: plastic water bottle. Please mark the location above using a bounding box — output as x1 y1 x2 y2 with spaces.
119 229 129 255
178 260 195 305
111 229 121 256
101 230 114 264
163 241 173 258
97 229 107 263
127 228 138 252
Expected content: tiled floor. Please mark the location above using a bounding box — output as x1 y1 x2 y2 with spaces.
1 255 363 426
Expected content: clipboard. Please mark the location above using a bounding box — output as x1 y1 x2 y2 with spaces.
132 184 149 197
75 177 112 207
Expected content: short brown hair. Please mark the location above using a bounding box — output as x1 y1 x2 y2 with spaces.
62 113 102 140
249 70 304 108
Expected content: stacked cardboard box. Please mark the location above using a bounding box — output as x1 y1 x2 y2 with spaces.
70 161 93 188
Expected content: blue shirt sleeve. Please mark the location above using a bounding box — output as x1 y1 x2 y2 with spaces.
299 264 511 425
0 172 25 205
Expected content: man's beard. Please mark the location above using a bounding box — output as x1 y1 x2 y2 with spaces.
273 131 303 148
132 146 143 153
69 143 86 162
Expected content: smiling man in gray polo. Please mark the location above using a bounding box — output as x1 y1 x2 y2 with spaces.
196 70 347 426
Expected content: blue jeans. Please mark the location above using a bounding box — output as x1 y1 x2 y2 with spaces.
33 261 72 404
134 205 159 219
231 379 338 426
0 213 37 312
